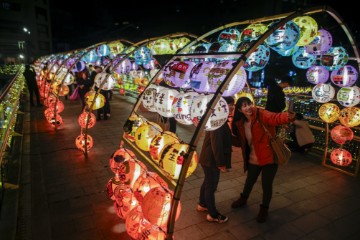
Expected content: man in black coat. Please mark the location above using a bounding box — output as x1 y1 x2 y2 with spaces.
265 76 292 113
23 64 42 107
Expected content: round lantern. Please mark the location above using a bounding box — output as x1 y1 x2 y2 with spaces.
106 177 121 200
123 114 145 142
96 44 110 57
117 159 144 187
293 16 318 46
306 66 329 84
82 50 98 63
320 46 349 71
85 92 105 110
159 143 198 180
219 66 247 96
330 148 352 166
140 224 166 240
336 86 360 107
189 61 216 92
218 28 240 44
318 103 340 123
292 47 317 69
151 38 171 54
73 61 86 72
135 122 163 151
114 58 132 74
94 73 116 90
44 108 55 121
78 111 96 129
330 65 358 87
43 94 57 107
113 184 139 219
48 100 65 113
190 94 230 131
276 45 299 57
134 47 152 65
240 23 268 42
75 133 93 152
243 44 270 72
149 131 180 162
108 40 125 54
170 61 196 88
141 85 163 112
339 107 360 127
142 187 181 227
125 206 151 240
162 60 178 87
305 29 332 55
56 84 70 96
63 72 75 86
312 84 335 103
109 147 137 176
130 70 149 87
265 20 300 52
132 172 168 203
172 91 199 125
154 88 179 117
330 125 354 145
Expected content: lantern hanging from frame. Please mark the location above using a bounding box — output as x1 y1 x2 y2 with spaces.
151 38 171 54
134 122 163 151
78 111 96 129
149 131 180 163
125 206 151 240
134 46 152 65
311 83 335 103
96 44 111 57
318 103 340 123
330 148 352 166
239 23 268 42
132 171 169 203
117 159 145 188
43 94 57 107
172 91 199 125
330 65 358 87
243 44 270 72
170 61 196 88
75 133 93 152
113 184 139 220
339 107 360 127
162 60 179 87
106 177 121 200
293 15 318 46
336 86 360 107
109 147 137 176
320 46 349 71
330 125 354 145
218 28 240 45
265 20 300 52
305 29 333 55
47 113 63 128
53 84 69 96
82 49 98 63
306 66 329 84
292 47 317 69
189 61 215 93
113 58 132 74
85 91 105 110
123 114 145 142
154 88 179 117
108 40 125 54
72 61 86 72
276 45 299 57
130 70 149 87
141 84 163 112
94 73 116 90
48 100 65 113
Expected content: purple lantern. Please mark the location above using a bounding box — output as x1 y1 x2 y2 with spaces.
96 44 110 57
170 61 196 89
305 29 332 55
306 66 329 84
330 65 358 87
190 61 215 93
162 60 179 87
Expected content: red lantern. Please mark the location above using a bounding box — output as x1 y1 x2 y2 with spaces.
48 114 63 128
48 100 65 113
330 125 354 144
132 172 168 203
113 184 139 219
140 224 166 240
330 148 352 166
43 94 57 107
109 148 137 180
75 134 94 152
118 160 145 188
126 206 151 239
78 112 97 129
106 177 121 200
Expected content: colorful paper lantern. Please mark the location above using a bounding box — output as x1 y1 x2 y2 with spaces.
330 125 354 145
162 60 178 87
330 65 358 87
190 94 230 131
135 122 163 151
140 224 166 240
339 107 360 127
85 92 105 110
125 206 151 239
78 112 96 129
218 28 240 44
240 23 268 42
151 39 171 54
330 148 352 166
305 29 332 55
276 45 299 56
134 46 152 65
132 172 168 203
56 84 70 96
109 148 137 179
94 73 116 90
72 61 86 72
43 94 57 107
170 61 196 88
108 40 125 54
243 44 270 72
141 85 163 112
293 16 318 46
306 66 329 84
189 61 215 93
117 159 144 187
312 84 335 103
171 92 199 125
48 100 64 113
292 47 317 69
336 87 360 107
123 114 145 142
318 103 340 123
113 184 139 219
154 88 179 117
142 187 181 227
82 50 98 63
113 58 132 74
320 46 349 71
149 131 180 162
96 44 110 57
75 133 93 152
106 177 121 200
159 143 198 180
265 20 300 52
131 70 149 87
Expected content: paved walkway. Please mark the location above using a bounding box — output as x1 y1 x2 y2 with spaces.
1 91 360 240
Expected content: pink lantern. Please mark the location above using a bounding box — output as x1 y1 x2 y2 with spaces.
312 84 335 103
149 131 180 162
113 184 139 219
142 187 181 227
170 61 196 88
78 112 96 129
330 148 352 166
330 125 354 144
305 29 333 55
306 66 329 84
330 65 358 87
336 86 360 107
189 61 215 93
117 159 145 188
339 107 360 127
154 88 179 117
126 206 151 239
171 92 199 125
132 172 168 203
75 133 93 152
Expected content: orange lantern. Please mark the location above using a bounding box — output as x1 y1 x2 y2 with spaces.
78 112 97 129
140 225 166 240
113 184 139 219
57 84 70 96
75 133 93 152
149 131 179 163
48 100 65 113
109 148 137 179
85 91 105 110
44 108 55 121
132 172 168 203
142 187 181 227
330 148 352 166
106 177 121 200
339 107 360 127
43 94 57 107
48 114 63 128
118 160 145 188
330 125 354 144
126 206 151 239
318 103 340 123
135 122 162 151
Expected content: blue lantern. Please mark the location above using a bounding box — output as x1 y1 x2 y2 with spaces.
134 47 152 65
243 44 270 72
96 44 110 57
320 46 349 71
276 45 299 57
265 21 300 52
218 28 240 45
292 47 316 69
82 49 98 63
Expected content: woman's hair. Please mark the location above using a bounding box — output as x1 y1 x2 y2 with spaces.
231 97 253 136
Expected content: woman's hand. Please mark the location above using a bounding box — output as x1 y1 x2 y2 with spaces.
287 110 296 121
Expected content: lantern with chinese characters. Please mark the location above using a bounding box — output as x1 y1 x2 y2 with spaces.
126 206 151 239
159 143 198 180
154 88 179 117
132 172 168 203
189 61 215 92
108 40 125 54
48 100 65 114
170 61 196 88
123 114 145 142
266 20 300 52
330 65 358 87
336 87 360 107
172 92 199 125
339 107 360 127
94 73 116 90
312 84 335 103
142 187 181 227
135 122 163 151
141 85 163 112
240 23 268 42
243 44 270 72
149 131 180 162
118 159 145 187
306 66 329 84
110 148 137 180
78 111 96 129
292 47 316 69
276 45 299 57
113 184 139 219
85 91 105 110
330 148 352 166
140 224 166 240
190 94 230 131
106 177 121 200
134 46 152 65
320 46 349 71
330 125 354 145
305 29 332 55
218 28 240 44
75 133 93 152
318 103 340 123
293 16 318 46
96 44 110 56
113 58 132 74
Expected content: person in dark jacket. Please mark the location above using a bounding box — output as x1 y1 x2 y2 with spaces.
23 64 42 107
197 96 234 224
265 76 292 113
76 70 92 111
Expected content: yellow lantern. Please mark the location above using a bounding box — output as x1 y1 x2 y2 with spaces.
149 131 180 163
318 103 340 123
108 40 125 54
234 92 254 103
159 143 198 180
293 16 318 46
52 84 69 96
339 107 360 127
85 91 105 110
240 23 268 42
123 114 145 142
135 122 162 151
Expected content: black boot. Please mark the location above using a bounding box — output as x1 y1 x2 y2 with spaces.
256 204 269 223
231 193 248 208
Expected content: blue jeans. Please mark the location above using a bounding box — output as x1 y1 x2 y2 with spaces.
199 164 220 217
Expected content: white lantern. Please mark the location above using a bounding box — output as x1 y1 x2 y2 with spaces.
172 91 199 125
141 84 164 112
336 86 360 107
306 66 329 84
94 72 116 90
154 88 179 117
189 61 215 93
312 83 335 103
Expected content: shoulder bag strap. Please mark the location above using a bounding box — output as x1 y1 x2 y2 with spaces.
257 108 274 140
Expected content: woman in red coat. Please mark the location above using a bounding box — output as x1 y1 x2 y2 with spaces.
231 97 295 223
